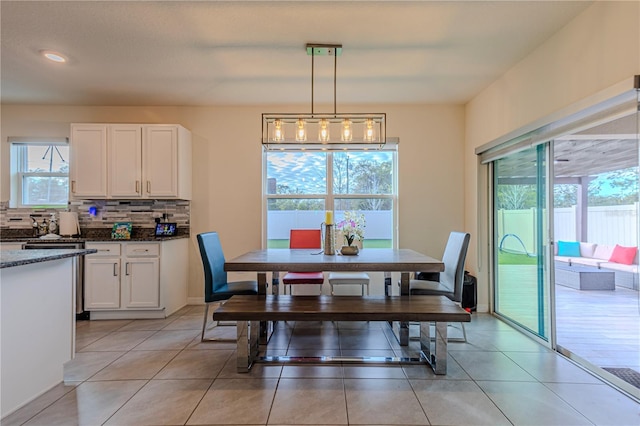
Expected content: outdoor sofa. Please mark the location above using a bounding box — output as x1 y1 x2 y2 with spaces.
554 241 639 290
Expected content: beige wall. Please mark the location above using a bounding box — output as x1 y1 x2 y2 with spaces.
1 103 465 300
464 1 640 311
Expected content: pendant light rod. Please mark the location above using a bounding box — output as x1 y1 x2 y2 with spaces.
311 48 315 114
334 50 337 115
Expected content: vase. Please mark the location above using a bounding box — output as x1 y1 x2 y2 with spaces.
340 245 359 256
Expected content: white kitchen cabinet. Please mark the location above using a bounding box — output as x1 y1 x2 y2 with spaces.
85 239 186 319
141 125 192 199
84 243 121 309
70 124 108 198
109 125 143 198
70 123 192 200
122 243 160 308
0 242 24 251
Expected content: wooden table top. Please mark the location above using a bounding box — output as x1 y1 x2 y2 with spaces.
224 248 444 273
214 295 470 322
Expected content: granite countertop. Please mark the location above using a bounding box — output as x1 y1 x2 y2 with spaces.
1 249 98 269
0 235 189 243
0 227 190 243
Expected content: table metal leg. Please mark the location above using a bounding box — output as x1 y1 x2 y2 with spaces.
398 271 410 345
237 320 260 373
420 321 448 375
257 272 272 344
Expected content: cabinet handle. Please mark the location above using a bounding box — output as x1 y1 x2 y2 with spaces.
71 181 76 193
113 263 118 276
136 180 140 193
125 262 130 276
147 181 151 193
134 249 149 252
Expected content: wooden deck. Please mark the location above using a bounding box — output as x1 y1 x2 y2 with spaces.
497 264 639 372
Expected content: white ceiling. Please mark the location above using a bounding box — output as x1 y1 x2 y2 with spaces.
1 1 593 107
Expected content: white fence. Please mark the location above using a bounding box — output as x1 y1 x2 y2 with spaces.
267 210 393 240
498 203 639 254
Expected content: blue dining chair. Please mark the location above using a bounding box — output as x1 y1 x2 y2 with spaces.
197 231 258 342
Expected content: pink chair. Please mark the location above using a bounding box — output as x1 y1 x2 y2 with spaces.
282 229 324 294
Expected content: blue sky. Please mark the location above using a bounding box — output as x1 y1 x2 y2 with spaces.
267 151 391 193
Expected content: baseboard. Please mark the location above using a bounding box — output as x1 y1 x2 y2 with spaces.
187 297 204 305
89 309 166 320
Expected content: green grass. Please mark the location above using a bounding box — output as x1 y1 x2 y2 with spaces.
267 239 391 249
498 250 538 265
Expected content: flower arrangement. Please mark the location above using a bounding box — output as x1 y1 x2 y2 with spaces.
337 211 366 246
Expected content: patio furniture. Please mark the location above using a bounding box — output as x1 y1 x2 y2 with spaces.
554 262 615 290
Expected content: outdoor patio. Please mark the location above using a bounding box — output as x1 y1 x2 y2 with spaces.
497 264 639 374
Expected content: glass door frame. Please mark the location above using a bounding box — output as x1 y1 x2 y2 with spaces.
490 142 554 348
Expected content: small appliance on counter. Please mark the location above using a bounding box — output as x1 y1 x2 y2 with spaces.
59 211 81 236
155 222 177 237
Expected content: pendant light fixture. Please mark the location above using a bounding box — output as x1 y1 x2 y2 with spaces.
262 43 386 150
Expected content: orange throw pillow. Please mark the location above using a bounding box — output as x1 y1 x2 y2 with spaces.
608 245 637 265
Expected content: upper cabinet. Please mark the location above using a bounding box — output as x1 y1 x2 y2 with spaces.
110 125 143 198
70 124 108 198
70 123 192 200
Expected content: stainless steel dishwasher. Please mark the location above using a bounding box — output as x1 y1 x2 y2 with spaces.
23 241 87 318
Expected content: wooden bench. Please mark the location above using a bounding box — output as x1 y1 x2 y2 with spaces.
213 295 470 374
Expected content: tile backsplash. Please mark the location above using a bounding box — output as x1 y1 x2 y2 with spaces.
0 199 190 234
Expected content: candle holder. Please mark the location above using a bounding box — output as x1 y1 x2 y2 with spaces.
321 222 336 255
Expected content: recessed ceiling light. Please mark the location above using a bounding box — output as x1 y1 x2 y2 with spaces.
41 50 67 63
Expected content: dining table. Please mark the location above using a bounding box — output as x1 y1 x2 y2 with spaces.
224 248 444 345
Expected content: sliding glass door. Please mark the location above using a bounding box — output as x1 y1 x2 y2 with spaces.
493 144 550 339
553 109 640 393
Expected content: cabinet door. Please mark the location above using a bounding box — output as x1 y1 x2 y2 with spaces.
122 257 160 308
109 125 142 198
70 124 108 198
85 258 121 309
0 243 24 251
143 125 178 198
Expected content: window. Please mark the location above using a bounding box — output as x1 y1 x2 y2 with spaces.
264 146 397 248
10 138 69 207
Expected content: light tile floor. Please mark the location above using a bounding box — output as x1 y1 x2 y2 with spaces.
3 305 639 426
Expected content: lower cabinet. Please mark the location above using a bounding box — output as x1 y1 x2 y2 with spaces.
0 242 25 251
84 239 187 319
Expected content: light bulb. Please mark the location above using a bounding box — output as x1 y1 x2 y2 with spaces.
363 119 376 142
295 119 307 142
319 119 330 142
273 119 284 142
341 119 353 142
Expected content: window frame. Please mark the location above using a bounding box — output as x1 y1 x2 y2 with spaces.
262 143 399 249
9 137 70 208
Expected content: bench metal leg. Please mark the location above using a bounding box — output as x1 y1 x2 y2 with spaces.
237 320 260 373
201 302 236 342
392 321 410 345
420 321 448 375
